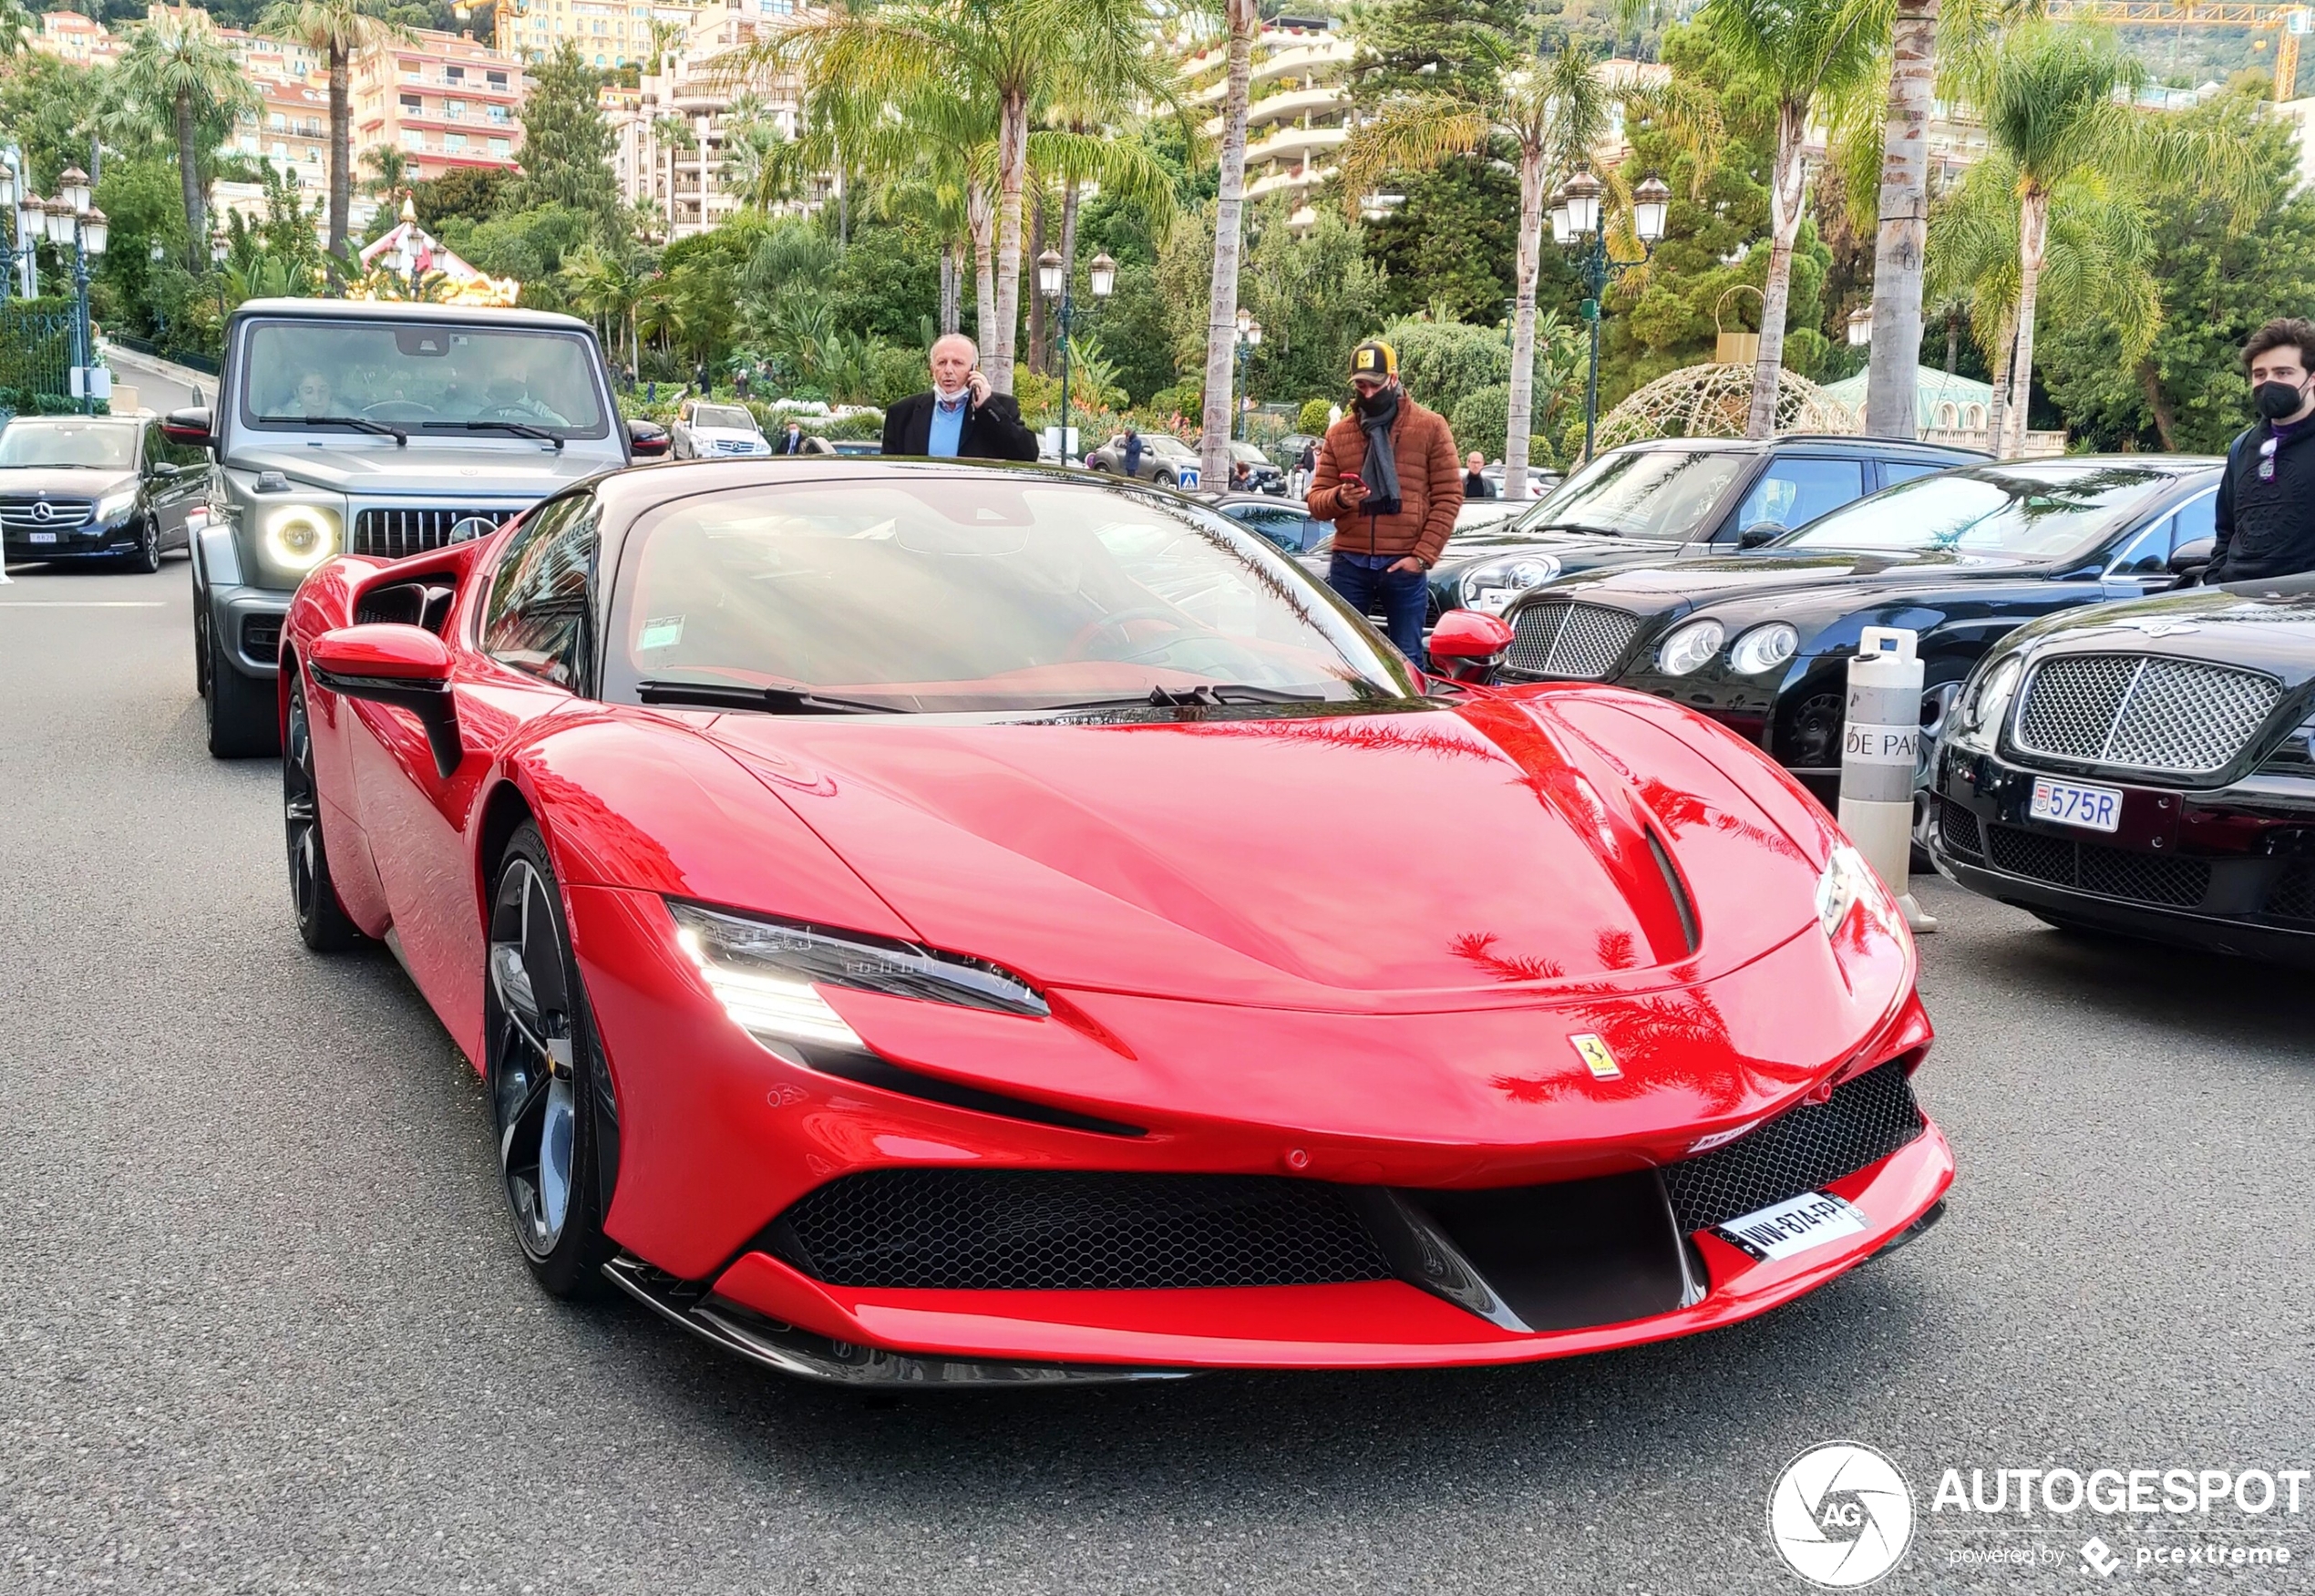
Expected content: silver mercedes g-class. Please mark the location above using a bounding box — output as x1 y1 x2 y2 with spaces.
167 299 665 757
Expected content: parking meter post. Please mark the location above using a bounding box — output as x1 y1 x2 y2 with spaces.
1841 627 1937 933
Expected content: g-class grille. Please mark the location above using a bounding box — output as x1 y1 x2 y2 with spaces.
353 506 520 559
2013 654 2280 776
1505 600 1641 680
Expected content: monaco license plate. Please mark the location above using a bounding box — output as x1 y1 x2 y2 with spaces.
26 530 56 544
1714 1191 1869 1262
2030 777 2122 833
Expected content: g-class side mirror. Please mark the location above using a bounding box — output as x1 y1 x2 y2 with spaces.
627 418 671 458
161 407 213 449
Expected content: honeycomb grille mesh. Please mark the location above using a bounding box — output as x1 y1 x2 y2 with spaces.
1504 600 1641 680
1662 1059 1926 1233
1984 824 2211 907
2015 654 2280 775
1938 798 1983 858
2265 866 2315 922
776 1170 1394 1291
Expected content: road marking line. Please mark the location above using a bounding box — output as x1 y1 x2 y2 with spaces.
0 602 169 608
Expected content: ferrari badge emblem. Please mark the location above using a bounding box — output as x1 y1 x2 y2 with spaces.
1570 1034 1622 1080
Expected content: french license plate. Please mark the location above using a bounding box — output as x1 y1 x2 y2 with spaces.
2030 776 2122 833
1713 1190 1868 1262
27 530 56 544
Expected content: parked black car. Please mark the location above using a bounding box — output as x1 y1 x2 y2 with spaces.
1397 432 1989 623
1211 492 1330 553
0 414 212 572
1929 576 2315 965
1495 456 2223 839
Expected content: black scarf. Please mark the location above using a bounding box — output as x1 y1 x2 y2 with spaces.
1356 386 1403 517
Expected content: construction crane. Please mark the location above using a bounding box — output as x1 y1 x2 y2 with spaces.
2046 0 2315 99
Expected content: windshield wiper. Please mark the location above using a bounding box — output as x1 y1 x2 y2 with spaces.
257 414 406 445
635 679 900 715
1046 684 1329 712
435 419 566 449
1520 520 1623 537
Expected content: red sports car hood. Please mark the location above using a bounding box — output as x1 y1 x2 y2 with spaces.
698 697 1816 1011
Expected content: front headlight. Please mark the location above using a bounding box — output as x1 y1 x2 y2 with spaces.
1949 654 2022 753
668 900 1047 1056
1816 843 1896 941
260 505 340 573
1728 623 1799 675
94 488 139 524
1459 554 1560 613
1658 618 1726 676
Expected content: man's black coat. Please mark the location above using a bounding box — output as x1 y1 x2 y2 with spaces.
880 389 1042 461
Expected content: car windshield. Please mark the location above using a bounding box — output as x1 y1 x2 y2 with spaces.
240 319 609 437
0 421 136 469
1512 448 1748 539
607 478 1422 713
1776 464 2182 558
691 405 756 430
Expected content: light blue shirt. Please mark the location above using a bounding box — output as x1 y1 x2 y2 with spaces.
927 394 967 458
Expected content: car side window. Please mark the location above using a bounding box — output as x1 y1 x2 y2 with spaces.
2106 520 2172 576
1734 458 1867 535
483 496 596 691
1880 460 1946 489
2169 489 2216 551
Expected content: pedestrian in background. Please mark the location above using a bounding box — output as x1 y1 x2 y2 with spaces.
2212 317 2315 583
1123 427 1145 479
1305 340 1461 662
879 333 1040 460
777 419 807 455
1463 451 1495 499
1292 438 1317 497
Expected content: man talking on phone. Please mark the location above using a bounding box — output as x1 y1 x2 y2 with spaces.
880 333 1041 461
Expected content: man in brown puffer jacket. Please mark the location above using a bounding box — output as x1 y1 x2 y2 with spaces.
1305 340 1463 661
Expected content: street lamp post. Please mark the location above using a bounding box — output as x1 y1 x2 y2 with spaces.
0 151 24 301
1232 306 1262 443
46 168 108 412
1036 246 1116 464
1551 166 1669 464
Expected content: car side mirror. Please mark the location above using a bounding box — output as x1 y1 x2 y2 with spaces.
1738 521 1788 550
161 407 213 449
149 460 181 479
627 418 671 458
306 623 462 778
1427 609 1516 684
2168 536 2215 579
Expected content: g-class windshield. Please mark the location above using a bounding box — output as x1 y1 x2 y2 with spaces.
239 320 611 439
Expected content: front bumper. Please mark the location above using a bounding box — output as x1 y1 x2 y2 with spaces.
205 582 293 681
3 511 139 561
1929 746 2315 965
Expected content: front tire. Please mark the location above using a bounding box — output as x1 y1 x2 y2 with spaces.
204 613 280 758
283 671 362 952
486 823 614 1298
117 517 160 574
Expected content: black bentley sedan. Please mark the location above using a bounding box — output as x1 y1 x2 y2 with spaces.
0 414 212 572
1929 577 2315 965
1495 456 2222 839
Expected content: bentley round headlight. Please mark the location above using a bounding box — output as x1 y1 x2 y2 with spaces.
1950 653 2022 750
1460 554 1561 613
1657 618 1725 676
1728 622 1799 675
261 506 339 572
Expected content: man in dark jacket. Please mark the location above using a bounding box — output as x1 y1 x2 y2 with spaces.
2213 317 2315 583
880 334 1041 461
1463 451 1495 499
1306 340 1462 660
776 419 807 455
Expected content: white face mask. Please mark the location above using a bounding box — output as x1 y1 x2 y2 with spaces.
933 381 970 405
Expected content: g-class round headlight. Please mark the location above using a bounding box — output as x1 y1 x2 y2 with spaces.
1728 623 1800 675
262 506 340 572
1658 619 1726 676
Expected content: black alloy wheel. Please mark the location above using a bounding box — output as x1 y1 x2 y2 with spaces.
204 613 281 758
1909 664 1970 866
485 822 614 1297
118 517 160 575
283 673 362 952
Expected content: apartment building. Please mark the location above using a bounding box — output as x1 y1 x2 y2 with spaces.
1183 16 1353 231
492 0 786 68
351 30 528 183
226 76 333 181
33 10 121 67
609 0 808 239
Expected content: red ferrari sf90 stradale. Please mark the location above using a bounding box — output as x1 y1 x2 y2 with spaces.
278 460 1950 1385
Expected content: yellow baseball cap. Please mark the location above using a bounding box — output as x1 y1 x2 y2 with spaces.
1349 340 1397 379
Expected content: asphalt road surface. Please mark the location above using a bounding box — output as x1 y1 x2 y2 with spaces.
3 565 2310 1595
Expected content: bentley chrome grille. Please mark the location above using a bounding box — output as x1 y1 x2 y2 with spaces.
0 497 95 530
2013 654 2281 776
352 505 521 559
1505 600 1641 680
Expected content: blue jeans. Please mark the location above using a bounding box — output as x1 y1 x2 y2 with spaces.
1328 551 1428 664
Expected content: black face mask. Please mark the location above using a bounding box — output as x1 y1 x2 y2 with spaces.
1353 382 1396 417
2254 379 2309 421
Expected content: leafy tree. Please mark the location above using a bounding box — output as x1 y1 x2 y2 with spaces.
1380 315 1511 423
260 0 412 272
1347 0 1523 103
1240 204 1387 403
0 53 107 192
1358 155 1521 324
510 42 619 230
110 6 255 264
409 165 508 231
1080 259 1177 403
361 143 410 199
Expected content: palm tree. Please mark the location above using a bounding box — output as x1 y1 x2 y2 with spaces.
2 0 34 57
361 143 410 199
1859 0 1936 438
1699 0 1886 438
1195 0 1258 489
735 0 1181 394
1974 23 2258 455
113 8 254 269
1340 38 1715 498
262 0 412 274
561 243 645 374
